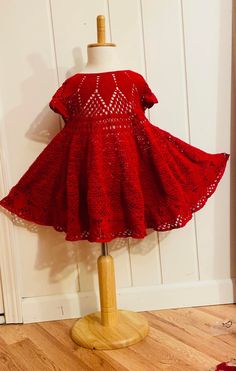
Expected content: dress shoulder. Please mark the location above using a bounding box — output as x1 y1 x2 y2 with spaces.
128 70 159 110
49 74 78 122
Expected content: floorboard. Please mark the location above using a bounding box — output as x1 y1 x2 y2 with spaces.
0 304 235 370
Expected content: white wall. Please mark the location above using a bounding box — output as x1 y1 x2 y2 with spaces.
0 0 233 324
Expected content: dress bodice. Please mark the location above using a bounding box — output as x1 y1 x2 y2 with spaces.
49 69 158 123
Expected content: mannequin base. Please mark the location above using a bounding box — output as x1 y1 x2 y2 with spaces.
70 309 149 350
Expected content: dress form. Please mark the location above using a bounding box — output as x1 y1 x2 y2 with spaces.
70 15 149 350
80 44 123 73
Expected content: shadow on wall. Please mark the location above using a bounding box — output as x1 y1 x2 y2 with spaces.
25 47 85 144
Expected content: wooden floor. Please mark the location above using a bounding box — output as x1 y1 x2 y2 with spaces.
0 304 235 370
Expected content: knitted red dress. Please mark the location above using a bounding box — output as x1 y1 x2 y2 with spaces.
0 69 230 242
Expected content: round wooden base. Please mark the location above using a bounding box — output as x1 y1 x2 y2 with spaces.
71 309 149 350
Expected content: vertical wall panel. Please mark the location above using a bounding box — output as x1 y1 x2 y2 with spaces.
0 0 79 298
108 0 146 71
128 232 162 287
141 0 199 283
182 0 232 279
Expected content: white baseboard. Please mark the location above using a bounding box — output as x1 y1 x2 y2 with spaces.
20 278 236 324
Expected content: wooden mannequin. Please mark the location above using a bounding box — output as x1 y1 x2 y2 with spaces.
70 15 149 350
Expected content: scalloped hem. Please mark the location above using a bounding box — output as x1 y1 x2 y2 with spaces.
0 152 230 243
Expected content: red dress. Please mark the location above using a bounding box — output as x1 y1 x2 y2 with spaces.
0 69 230 242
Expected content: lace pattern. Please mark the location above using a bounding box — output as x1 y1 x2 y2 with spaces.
0 151 229 242
0 70 230 242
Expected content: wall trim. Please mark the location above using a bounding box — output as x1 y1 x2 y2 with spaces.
21 278 236 324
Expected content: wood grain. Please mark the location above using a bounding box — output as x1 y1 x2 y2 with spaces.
0 304 235 370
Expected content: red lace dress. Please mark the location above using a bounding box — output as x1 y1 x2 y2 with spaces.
0 69 230 242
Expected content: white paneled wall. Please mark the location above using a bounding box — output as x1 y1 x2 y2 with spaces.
0 0 232 324
182 0 232 280
141 1 199 285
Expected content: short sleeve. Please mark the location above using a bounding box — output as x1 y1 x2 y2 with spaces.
49 80 70 122
141 79 158 110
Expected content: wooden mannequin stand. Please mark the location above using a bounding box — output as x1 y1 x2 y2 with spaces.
71 242 149 350
70 14 149 349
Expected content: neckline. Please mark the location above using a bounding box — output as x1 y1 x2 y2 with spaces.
76 69 131 76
